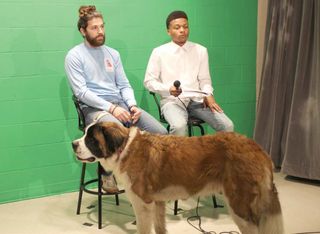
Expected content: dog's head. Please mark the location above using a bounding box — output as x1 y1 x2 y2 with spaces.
72 122 129 163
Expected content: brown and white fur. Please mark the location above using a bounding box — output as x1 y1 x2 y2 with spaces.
72 122 284 234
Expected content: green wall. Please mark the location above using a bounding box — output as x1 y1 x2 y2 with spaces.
0 0 257 203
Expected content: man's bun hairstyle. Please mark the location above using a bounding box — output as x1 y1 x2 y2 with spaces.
77 5 103 31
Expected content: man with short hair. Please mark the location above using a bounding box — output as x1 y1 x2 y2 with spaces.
144 10 234 136
65 5 167 193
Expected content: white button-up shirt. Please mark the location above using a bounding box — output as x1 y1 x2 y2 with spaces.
144 41 214 106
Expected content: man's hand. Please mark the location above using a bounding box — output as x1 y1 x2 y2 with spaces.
112 106 132 123
129 106 141 124
169 86 182 97
203 95 223 113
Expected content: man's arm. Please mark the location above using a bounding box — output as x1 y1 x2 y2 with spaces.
198 48 223 113
197 48 214 95
64 52 113 112
111 51 142 124
144 49 171 97
113 53 137 108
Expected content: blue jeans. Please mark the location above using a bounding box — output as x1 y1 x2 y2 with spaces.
82 101 167 176
162 100 234 136
83 101 167 135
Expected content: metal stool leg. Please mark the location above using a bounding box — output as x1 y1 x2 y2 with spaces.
174 200 179 215
112 175 120 206
212 195 224 208
98 163 103 229
73 96 124 229
188 124 193 137
115 194 120 206
199 125 205 136
173 123 219 215
173 123 194 215
77 163 86 215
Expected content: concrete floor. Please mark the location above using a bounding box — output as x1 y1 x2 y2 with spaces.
0 172 319 234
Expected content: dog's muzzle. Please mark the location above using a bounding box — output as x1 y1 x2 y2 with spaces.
72 140 97 163
72 141 79 151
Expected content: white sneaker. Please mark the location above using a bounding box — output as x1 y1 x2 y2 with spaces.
101 174 119 193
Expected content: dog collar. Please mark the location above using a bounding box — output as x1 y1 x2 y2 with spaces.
115 127 138 161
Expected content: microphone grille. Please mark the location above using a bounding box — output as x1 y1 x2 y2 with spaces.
173 80 181 88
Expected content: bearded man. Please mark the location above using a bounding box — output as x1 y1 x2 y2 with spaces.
65 5 167 192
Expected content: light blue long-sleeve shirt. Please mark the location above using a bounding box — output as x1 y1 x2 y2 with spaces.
64 43 137 111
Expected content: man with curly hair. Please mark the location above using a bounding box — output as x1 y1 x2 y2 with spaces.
65 6 167 193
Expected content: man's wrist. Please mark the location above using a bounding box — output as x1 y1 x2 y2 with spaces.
129 105 137 111
110 105 117 114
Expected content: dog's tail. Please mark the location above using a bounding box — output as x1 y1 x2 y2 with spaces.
258 182 284 234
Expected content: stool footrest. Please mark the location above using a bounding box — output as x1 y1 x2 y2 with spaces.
82 178 125 195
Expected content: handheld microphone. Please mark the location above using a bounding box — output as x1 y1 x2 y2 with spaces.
173 80 181 89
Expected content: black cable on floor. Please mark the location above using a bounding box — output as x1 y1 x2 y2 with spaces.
186 197 240 234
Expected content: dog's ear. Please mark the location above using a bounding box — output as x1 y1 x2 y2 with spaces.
101 124 127 154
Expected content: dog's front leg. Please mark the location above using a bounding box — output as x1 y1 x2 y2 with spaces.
153 201 167 234
126 190 154 234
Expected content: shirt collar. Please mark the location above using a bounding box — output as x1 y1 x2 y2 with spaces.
169 41 192 53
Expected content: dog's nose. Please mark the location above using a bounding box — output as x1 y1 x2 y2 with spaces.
72 141 79 151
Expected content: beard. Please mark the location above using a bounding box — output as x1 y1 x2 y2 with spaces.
85 34 105 47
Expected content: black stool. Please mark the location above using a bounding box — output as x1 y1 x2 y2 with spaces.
72 95 125 229
149 92 223 215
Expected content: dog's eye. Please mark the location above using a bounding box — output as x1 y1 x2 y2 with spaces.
85 137 98 146
84 136 104 157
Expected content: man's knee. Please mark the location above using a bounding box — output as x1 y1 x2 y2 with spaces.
159 127 168 135
169 122 187 136
152 125 168 135
218 120 234 132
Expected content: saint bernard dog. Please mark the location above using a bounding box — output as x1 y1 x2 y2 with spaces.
72 122 284 234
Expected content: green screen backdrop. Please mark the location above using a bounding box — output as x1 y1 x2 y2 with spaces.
0 0 257 203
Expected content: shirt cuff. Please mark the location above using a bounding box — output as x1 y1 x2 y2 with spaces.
126 101 137 109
